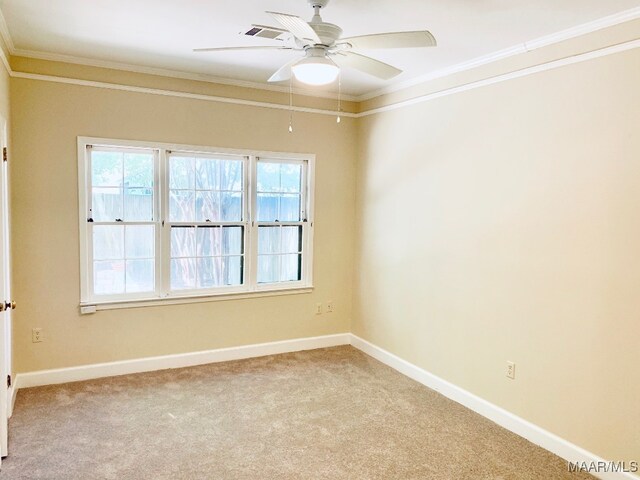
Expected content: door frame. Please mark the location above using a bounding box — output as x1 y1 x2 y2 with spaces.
0 114 11 459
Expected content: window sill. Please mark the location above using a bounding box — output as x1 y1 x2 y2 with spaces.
79 286 314 313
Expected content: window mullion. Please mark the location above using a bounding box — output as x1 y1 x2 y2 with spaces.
242 154 250 288
159 149 170 298
153 149 162 299
301 161 308 222
302 158 314 285
248 155 258 290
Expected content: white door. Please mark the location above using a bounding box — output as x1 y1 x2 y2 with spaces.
0 116 12 461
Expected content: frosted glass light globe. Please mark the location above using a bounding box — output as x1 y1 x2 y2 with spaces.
292 57 339 86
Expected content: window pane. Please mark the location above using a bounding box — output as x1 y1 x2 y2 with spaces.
281 164 301 193
94 260 125 295
169 190 195 222
124 187 153 221
171 227 196 258
197 257 222 288
258 227 280 254
220 192 242 221
257 162 280 192
125 225 154 259
257 255 279 284
223 256 243 285
170 157 195 189
222 227 243 255
281 226 302 253
281 254 301 282
196 227 221 257
280 194 301 221
195 158 219 190
126 259 154 293
92 187 123 221
92 151 123 187
93 225 124 260
124 153 154 188
196 191 219 222
257 194 278 222
171 258 196 290
220 161 243 191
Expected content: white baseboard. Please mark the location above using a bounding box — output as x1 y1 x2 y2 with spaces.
14 333 350 390
349 334 639 480
12 331 636 480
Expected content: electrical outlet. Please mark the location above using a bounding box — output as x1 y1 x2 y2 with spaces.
315 303 322 315
326 301 334 313
32 328 43 343
506 361 515 379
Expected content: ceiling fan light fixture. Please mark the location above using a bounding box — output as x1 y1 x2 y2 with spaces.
292 50 339 86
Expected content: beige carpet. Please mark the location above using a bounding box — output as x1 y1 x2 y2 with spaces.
3 346 593 479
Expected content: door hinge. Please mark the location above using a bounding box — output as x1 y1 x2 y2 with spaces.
2 147 7 162
7 375 10 388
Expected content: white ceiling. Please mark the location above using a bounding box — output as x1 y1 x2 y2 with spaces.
1 0 639 98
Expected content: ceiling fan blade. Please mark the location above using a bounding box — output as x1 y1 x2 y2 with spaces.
266 11 321 44
268 58 299 83
193 46 294 53
341 31 437 50
332 52 402 80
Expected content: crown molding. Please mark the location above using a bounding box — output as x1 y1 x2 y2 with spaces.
0 7 12 74
358 38 640 117
11 71 358 119
355 5 640 102
523 6 640 51
10 48 359 102
13 37 638 120
0 7 14 53
0 43 10 75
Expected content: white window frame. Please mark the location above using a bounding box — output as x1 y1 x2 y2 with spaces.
78 137 315 310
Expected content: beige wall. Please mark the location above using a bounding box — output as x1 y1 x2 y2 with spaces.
353 47 640 462
10 77 356 373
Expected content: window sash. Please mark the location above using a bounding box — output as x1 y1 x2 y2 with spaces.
85 146 161 301
165 224 246 293
78 138 314 305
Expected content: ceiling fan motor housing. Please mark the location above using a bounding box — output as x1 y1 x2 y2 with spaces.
304 46 331 59
310 22 342 46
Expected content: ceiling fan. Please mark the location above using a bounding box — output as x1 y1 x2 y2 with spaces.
194 0 437 86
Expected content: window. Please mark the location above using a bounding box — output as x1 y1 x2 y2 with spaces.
78 138 314 306
166 152 245 292
256 160 307 284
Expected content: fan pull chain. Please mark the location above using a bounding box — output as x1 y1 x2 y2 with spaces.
337 70 342 124
288 71 294 133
